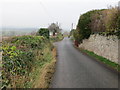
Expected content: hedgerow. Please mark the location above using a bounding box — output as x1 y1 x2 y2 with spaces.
76 10 97 43
73 6 120 43
37 28 50 39
2 35 53 88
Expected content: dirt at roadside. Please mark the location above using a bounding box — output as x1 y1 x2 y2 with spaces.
33 48 57 88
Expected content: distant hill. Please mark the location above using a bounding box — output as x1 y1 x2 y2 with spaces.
1 27 38 37
1 27 38 32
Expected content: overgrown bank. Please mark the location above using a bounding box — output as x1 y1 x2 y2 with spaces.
2 35 57 88
71 4 120 71
71 6 120 45
80 48 120 72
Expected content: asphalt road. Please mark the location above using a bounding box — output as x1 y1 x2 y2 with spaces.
51 37 119 88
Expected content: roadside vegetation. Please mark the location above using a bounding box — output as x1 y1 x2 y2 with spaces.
50 33 64 42
70 3 120 71
2 35 56 88
1 24 63 88
36 28 49 39
71 5 120 44
80 49 120 72
48 23 64 42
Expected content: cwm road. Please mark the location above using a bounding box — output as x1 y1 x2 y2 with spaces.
51 37 119 88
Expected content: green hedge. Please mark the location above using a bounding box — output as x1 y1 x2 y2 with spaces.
2 35 52 88
74 8 120 43
37 28 49 39
75 10 97 43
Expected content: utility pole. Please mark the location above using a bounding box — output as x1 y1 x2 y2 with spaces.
71 23 73 30
118 1 120 10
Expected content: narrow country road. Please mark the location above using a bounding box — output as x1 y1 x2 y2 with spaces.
51 37 119 88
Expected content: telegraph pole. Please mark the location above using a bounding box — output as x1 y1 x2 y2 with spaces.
71 23 73 30
118 1 120 10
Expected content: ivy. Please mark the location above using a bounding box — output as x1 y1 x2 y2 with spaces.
2 35 48 88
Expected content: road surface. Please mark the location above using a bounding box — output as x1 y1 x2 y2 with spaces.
51 37 119 88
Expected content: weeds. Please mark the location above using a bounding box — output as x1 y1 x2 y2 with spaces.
2 35 56 88
81 49 120 71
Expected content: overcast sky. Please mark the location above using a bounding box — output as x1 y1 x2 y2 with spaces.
0 0 119 31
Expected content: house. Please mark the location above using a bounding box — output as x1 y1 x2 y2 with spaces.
48 23 61 36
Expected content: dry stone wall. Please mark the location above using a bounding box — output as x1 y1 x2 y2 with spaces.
79 34 119 64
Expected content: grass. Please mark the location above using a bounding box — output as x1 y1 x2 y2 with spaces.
2 35 57 88
50 33 64 42
33 48 57 88
80 49 120 72
24 48 57 88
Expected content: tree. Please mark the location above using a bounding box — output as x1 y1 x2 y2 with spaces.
48 23 61 36
37 28 49 39
77 10 93 41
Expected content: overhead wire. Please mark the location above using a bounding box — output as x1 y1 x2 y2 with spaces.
39 1 55 24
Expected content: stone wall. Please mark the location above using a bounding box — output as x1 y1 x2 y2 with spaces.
79 34 119 64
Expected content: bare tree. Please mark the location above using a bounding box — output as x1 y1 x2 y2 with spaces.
48 23 61 36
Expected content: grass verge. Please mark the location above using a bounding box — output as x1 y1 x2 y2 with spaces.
72 43 120 72
33 48 57 88
2 35 57 88
20 48 57 88
80 49 120 72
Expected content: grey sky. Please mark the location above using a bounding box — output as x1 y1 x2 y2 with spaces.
0 0 119 31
